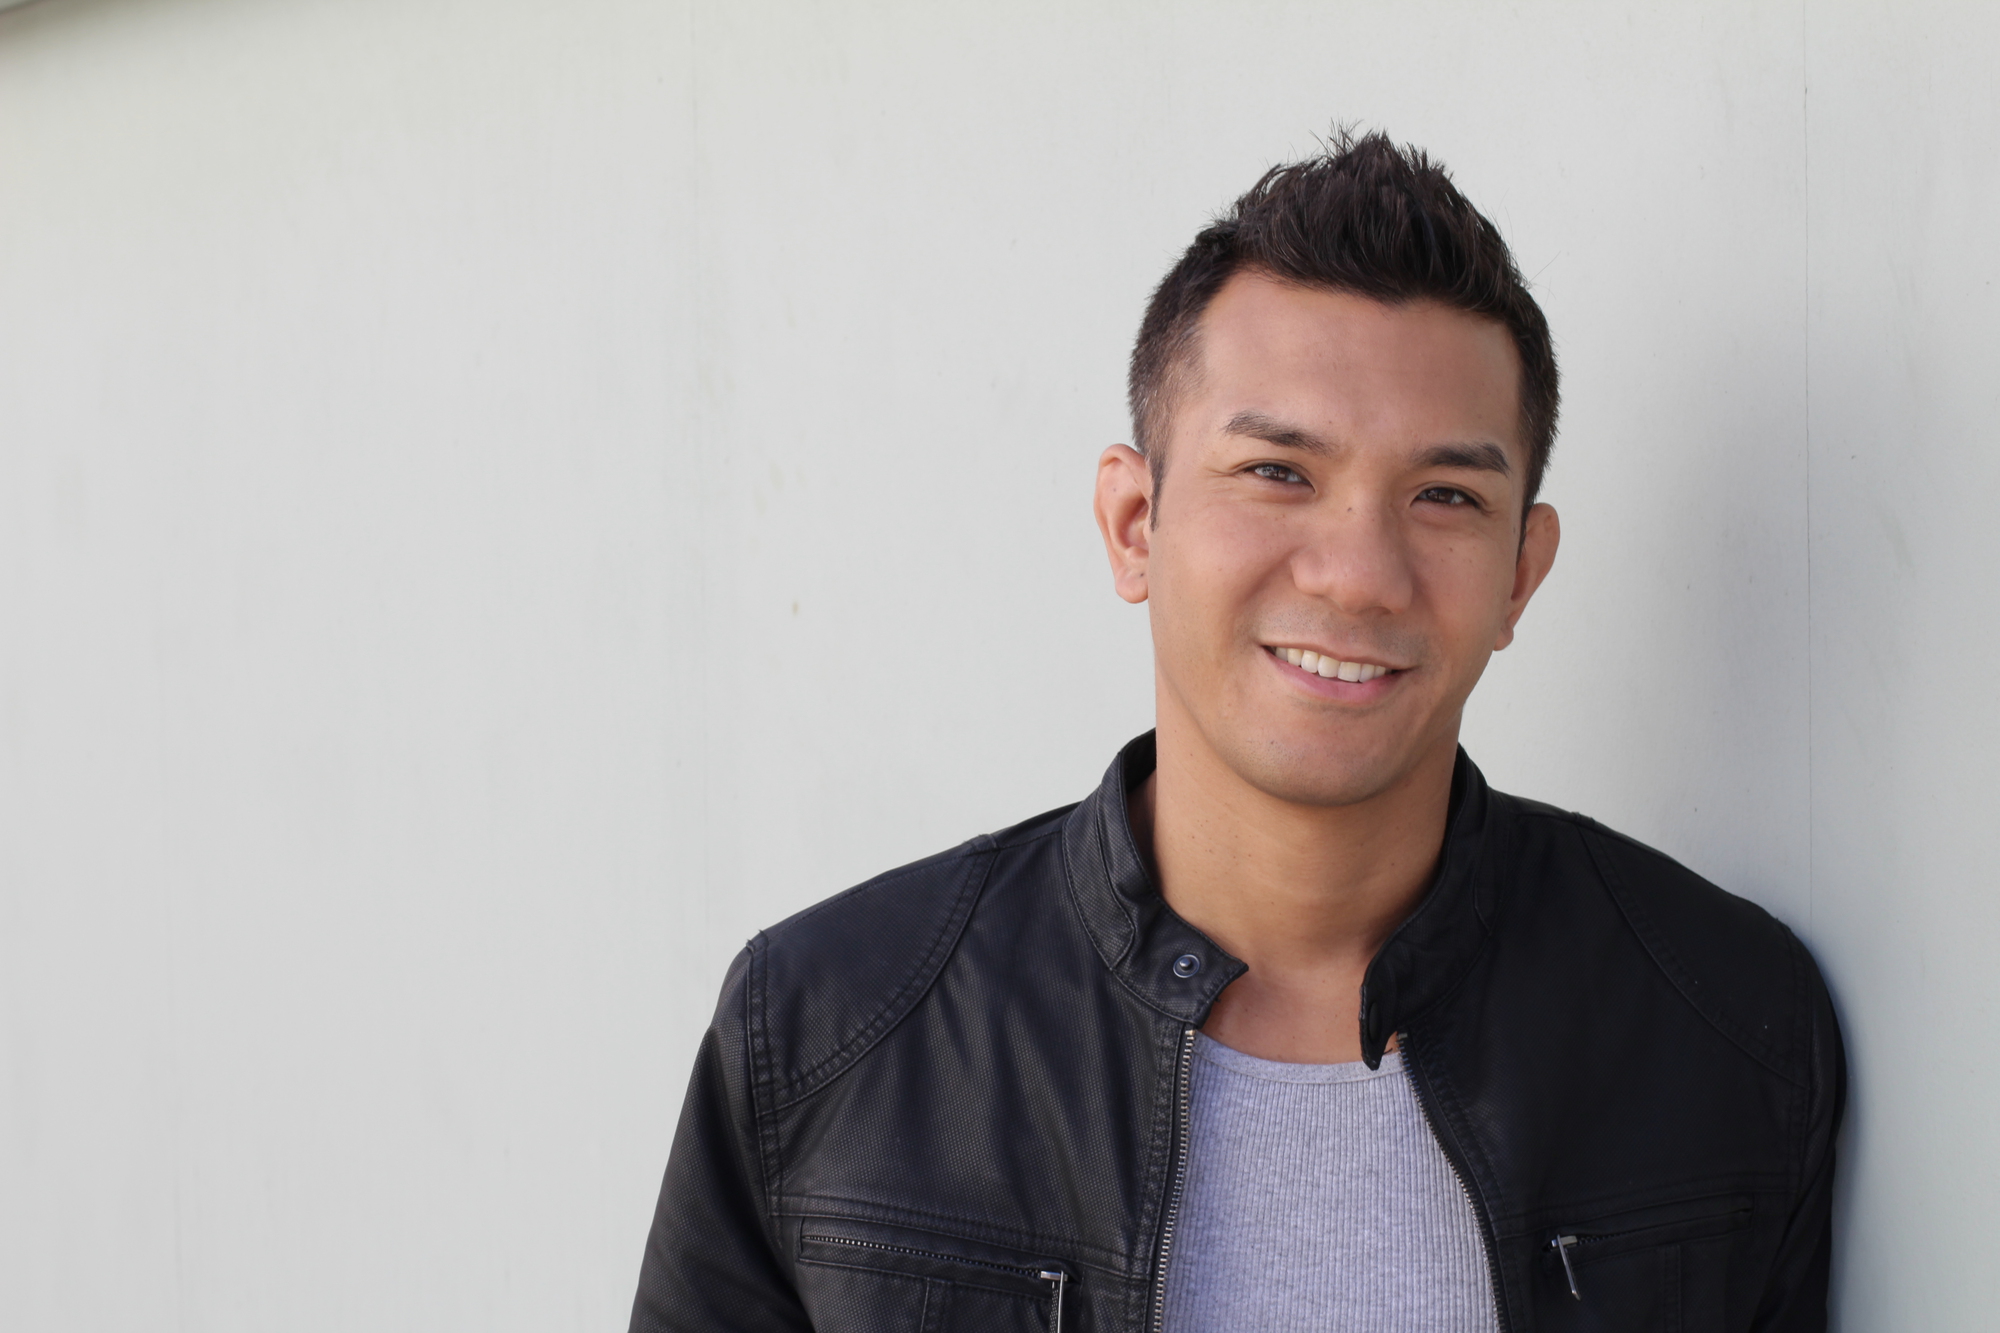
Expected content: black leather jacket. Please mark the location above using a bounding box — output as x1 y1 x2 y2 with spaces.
632 734 1843 1332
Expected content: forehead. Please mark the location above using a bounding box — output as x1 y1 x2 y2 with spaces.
1183 271 1524 457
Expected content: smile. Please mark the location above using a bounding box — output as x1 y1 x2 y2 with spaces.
1265 645 1397 683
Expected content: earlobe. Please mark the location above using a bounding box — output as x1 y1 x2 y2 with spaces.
1093 444 1154 605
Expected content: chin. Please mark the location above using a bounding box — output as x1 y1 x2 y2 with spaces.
1222 729 1421 809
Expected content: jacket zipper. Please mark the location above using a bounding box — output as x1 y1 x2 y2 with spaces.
1148 1026 1198 1333
1399 1028 1510 1333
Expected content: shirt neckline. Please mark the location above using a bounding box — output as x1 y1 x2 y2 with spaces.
1193 1032 1405 1085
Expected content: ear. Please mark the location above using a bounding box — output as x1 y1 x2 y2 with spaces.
1494 502 1559 650
1094 444 1154 605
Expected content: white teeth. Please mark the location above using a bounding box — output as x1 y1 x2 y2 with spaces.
1271 646 1398 682
1271 647 1397 683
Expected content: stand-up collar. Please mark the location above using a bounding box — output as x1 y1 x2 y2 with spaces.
1059 731 1508 1068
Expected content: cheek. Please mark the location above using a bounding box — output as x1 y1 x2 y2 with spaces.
1201 507 1305 591
1415 540 1519 642
1148 521 1291 647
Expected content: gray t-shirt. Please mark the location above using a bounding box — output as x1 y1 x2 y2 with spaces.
1161 1035 1499 1332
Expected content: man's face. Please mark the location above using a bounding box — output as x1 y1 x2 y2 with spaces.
1095 271 1559 807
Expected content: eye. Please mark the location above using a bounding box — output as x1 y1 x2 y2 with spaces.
1248 462 1308 485
1416 485 1478 508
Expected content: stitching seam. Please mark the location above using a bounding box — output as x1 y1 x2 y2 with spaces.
1580 826 1804 1089
747 936 787 1243
776 1198 1133 1274
771 851 995 1110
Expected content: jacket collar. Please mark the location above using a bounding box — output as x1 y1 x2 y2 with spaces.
1060 731 1508 1068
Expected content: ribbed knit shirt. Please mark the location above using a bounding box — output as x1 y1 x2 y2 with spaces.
1160 1035 1499 1332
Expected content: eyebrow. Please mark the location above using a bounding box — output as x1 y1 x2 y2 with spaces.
1412 441 1513 476
1223 410 1336 455
1224 410 1512 476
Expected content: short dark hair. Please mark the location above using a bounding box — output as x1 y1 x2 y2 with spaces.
1128 130 1559 514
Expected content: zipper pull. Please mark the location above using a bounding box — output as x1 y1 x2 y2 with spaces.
1551 1234 1581 1301
1038 1268 1068 1333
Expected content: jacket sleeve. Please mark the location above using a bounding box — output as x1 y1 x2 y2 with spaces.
1750 933 1848 1332
630 944 810 1333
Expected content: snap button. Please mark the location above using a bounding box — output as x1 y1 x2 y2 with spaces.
1172 954 1202 979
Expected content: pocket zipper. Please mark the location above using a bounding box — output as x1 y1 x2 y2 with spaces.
1547 1199 1752 1302
1037 1267 1068 1333
1551 1234 1582 1300
800 1234 1068 1327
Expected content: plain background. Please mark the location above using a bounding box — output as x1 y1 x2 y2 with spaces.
1 0 1994 1327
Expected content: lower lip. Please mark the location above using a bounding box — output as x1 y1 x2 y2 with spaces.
1264 648 1403 700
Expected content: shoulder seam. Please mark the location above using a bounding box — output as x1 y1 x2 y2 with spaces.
1576 823 1807 1091
764 848 997 1112
987 819 1066 852
1508 803 1586 827
772 842 982 933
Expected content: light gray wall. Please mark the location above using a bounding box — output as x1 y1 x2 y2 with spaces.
1806 5 2000 1325
0 1 1990 1328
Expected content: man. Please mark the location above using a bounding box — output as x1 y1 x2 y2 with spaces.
630 132 1843 1331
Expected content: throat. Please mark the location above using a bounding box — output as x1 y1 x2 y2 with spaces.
1197 948 1381 1065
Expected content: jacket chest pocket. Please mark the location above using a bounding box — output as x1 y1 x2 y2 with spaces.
1525 1194 1752 1333
794 1223 1073 1333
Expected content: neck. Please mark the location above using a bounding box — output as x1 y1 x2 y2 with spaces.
1134 702 1458 1062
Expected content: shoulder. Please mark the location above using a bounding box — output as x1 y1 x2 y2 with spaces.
756 801 1072 982
1501 793 1797 977
1497 792 1832 1088
727 802 1074 1104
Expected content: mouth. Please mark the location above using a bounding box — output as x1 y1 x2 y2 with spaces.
1263 644 1403 684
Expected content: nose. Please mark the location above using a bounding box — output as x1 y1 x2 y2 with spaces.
1288 500 1415 617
